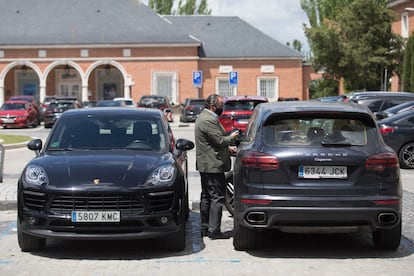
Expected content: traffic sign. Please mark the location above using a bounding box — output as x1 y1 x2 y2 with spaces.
229 71 238 86
193 71 202 88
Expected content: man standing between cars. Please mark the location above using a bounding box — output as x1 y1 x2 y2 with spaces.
195 94 239 239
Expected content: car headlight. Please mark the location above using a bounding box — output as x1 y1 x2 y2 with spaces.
24 165 49 186
144 164 176 186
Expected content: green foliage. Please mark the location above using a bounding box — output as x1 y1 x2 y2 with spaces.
148 0 174 14
402 35 414 92
303 0 403 91
149 0 211 15
309 78 339 99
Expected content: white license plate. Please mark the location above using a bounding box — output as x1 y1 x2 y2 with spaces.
298 166 347 179
2 118 15 123
71 211 120 222
238 119 249 124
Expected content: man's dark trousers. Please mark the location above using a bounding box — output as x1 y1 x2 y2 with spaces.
200 172 226 233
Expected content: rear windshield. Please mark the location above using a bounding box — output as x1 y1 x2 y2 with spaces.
263 118 368 146
189 100 205 106
224 100 266 111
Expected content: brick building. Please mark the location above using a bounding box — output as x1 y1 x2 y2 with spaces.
0 0 311 106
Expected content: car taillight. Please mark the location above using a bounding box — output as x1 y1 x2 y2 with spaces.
241 152 279 170
379 126 395 135
365 152 399 171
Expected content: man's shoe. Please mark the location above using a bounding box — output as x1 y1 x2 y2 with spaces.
208 231 230 240
201 229 209 237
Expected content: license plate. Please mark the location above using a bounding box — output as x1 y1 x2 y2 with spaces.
71 211 120 222
2 118 15 123
298 166 347 179
238 119 249 124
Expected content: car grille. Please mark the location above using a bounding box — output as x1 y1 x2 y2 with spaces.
23 190 47 211
49 193 145 215
23 190 174 215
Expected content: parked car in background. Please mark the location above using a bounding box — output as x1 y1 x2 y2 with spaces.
113 97 135 108
9 95 43 124
137 95 174 122
97 100 124 107
179 98 205 122
17 107 194 252
82 100 98 108
374 101 414 120
41 96 56 113
316 95 347 102
219 95 268 134
378 110 414 169
43 99 82 128
232 101 401 251
345 91 414 113
0 100 39 128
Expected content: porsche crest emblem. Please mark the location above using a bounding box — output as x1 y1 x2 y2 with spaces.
93 178 100 185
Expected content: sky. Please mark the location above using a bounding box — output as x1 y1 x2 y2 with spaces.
141 0 310 53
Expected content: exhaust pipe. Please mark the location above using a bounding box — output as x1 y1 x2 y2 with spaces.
378 213 397 225
246 211 267 224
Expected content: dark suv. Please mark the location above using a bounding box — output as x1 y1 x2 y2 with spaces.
345 91 414 113
179 98 205 122
219 95 268 134
232 101 401 251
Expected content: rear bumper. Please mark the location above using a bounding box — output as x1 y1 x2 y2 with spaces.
235 198 401 232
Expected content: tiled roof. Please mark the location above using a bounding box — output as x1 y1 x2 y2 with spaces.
0 0 302 59
165 15 303 58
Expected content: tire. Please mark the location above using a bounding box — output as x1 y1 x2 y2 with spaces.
17 221 46 252
372 221 401 250
225 171 234 216
164 221 186 251
398 142 414 169
233 220 257 251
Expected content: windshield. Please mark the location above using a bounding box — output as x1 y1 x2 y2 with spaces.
47 116 167 151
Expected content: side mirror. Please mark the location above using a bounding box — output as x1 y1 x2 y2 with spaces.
175 139 194 151
27 139 42 156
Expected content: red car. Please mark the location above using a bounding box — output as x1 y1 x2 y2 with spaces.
0 100 38 128
9 95 42 123
219 95 268 134
137 95 174 122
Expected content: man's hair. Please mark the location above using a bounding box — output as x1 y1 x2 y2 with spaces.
205 94 221 108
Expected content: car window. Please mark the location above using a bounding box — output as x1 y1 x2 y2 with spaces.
263 118 368 146
223 100 265 111
47 117 166 151
189 100 205 106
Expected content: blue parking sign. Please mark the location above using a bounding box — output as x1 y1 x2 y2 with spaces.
193 71 202 87
229 71 238 86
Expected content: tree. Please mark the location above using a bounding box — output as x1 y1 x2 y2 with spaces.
302 0 403 91
148 0 174 14
402 35 414 92
148 0 211 15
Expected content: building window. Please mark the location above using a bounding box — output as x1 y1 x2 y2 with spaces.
80 49 89 57
0 50 4 58
152 71 177 105
216 77 236 97
402 13 409 38
38 50 47 58
257 77 278 101
123 49 131 57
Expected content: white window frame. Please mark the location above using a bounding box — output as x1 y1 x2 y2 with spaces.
215 77 237 97
257 77 278 101
402 12 409 38
151 71 178 105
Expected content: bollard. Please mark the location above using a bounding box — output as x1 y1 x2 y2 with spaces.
0 144 4 183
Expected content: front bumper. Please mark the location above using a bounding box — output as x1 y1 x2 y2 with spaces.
18 188 184 240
